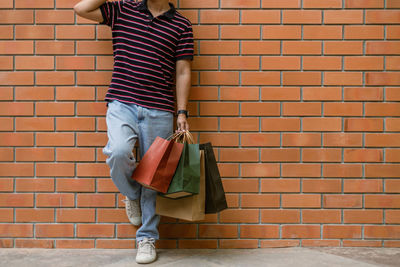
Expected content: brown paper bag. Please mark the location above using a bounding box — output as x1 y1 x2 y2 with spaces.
155 150 205 221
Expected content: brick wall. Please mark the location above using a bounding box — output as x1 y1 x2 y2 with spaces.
1 0 400 249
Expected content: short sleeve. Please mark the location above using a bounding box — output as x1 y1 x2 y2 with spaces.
175 23 194 61
99 0 123 28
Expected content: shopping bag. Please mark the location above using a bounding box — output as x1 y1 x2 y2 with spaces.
155 150 205 221
199 142 228 214
162 131 201 199
131 134 184 193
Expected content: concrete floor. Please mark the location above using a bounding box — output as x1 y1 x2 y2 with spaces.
0 247 399 266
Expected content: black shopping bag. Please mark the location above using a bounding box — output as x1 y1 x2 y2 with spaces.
199 142 228 214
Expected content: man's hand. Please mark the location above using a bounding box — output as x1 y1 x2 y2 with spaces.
176 114 189 132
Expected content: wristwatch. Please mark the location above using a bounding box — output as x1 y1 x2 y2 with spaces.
177 110 189 118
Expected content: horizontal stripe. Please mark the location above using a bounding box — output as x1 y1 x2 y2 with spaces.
100 0 193 112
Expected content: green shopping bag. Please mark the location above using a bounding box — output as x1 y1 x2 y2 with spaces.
161 131 201 199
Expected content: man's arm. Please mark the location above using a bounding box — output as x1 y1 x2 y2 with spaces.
175 59 192 132
73 0 106 22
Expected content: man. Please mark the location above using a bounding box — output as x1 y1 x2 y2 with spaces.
74 0 193 264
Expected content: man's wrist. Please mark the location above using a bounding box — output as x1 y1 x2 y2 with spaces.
177 109 188 118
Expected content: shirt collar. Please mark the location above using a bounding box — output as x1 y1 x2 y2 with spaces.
137 0 176 20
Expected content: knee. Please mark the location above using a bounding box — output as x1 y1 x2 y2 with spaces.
108 143 135 161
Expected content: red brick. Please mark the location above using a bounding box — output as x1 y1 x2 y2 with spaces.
15 208 54 222
0 208 12 222
262 118 300 131
325 72 363 86
36 133 74 147
15 239 54 248
0 10 33 24
283 10 321 24
344 210 383 224
77 194 115 207
0 224 33 237
261 209 300 223
325 41 363 55
303 56 341 70
36 193 74 208
263 56 301 70
345 26 384 40
15 86 54 100
263 26 301 39
282 133 322 147
303 179 341 193
97 209 128 223
260 148 300 162
35 10 74 24
365 134 400 147
199 225 238 238
366 11 400 24
323 225 362 238
282 194 321 208
221 56 259 70
261 178 300 192
77 224 114 238
0 133 34 146
56 86 95 101
36 41 74 55
242 41 280 55
222 178 259 193
0 117 12 131
15 117 54 132
220 117 259 131
221 25 260 39
242 10 280 24
241 194 280 208
242 71 280 86
365 226 400 239
56 209 95 223
282 225 321 238
344 148 383 162
325 10 363 24
15 56 54 70
323 194 362 208
345 0 383 8
36 224 74 238
302 209 341 223
283 41 322 55
220 209 259 223
304 118 342 131
0 72 34 85
365 195 400 208
15 178 54 192
56 178 95 192
0 163 34 177
200 10 239 24
159 224 197 238
303 26 342 40
241 163 280 177
36 71 75 85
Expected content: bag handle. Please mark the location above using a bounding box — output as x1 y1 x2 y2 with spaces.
166 131 195 144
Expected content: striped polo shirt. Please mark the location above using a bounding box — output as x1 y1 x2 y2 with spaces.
99 0 194 112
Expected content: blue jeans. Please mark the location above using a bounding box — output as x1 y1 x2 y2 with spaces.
102 99 173 241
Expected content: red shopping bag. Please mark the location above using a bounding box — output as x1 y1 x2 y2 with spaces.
131 134 184 193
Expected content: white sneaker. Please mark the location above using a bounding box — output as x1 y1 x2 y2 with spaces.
122 196 142 226
136 237 157 264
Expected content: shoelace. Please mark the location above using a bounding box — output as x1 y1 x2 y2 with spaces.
138 238 155 254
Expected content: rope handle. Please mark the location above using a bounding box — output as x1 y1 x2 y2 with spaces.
166 131 195 144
